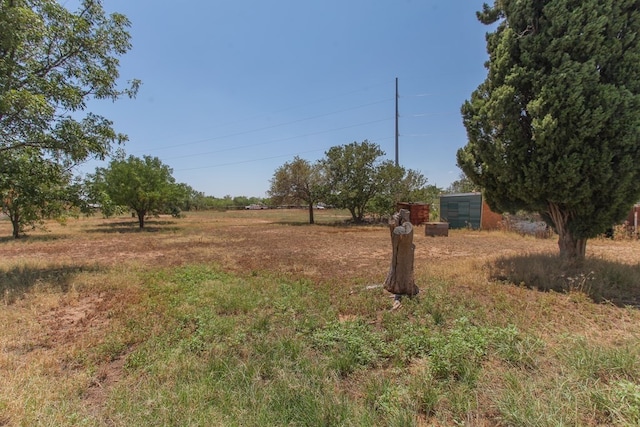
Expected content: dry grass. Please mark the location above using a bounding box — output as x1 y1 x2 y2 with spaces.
1 210 639 426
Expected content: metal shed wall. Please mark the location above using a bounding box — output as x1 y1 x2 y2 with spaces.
439 193 483 229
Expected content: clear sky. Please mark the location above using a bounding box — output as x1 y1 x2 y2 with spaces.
76 1 492 198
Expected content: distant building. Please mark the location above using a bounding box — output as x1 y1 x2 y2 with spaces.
439 192 502 230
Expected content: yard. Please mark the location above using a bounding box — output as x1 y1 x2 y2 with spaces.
1 210 639 426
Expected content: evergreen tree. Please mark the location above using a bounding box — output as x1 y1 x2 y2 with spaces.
458 0 640 259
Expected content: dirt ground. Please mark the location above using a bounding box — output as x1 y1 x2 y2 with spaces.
2 210 638 275
0 213 536 267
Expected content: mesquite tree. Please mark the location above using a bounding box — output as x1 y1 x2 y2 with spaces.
0 148 75 238
0 1 138 235
322 140 400 223
268 156 325 224
457 0 640 260
87 154 181 229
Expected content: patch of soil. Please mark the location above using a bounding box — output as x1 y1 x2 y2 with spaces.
83 352 128 415
38 294 110 345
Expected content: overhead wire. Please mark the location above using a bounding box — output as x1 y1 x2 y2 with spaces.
128 86 394 154
161 116 394 162
174 135 395 172
128 80 464 173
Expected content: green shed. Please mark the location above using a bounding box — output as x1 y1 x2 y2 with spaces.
439 192 483 229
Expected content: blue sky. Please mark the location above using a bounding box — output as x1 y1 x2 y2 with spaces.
76 1 491 198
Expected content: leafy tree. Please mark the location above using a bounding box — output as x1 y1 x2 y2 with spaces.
369 164 429 220
87 154 181 228
232 196 251 208
322 140 413 223
446 172 478 194
0 0 139 164
411 184 443 221
0 149 75 238
457 0 640 260
269 156 325 224
171 183 208 214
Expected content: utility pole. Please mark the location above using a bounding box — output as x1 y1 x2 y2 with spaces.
395 77 399 167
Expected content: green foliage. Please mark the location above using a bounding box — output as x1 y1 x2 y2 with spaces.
322 140 386 222
445 172 477 194
363 376 417 426
426 317 489 384
560 337 639 382
0 0 138 236
600 380 640 425
320 140 431 222
368 164 432 220
0 148 77 238
85 153 185 228
0 0 139 163
458 0 640 260
268 156 325 223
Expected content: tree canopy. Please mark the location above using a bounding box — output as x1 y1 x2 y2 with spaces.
319 140 430 222
368 164 430 220
0 148 76 238
446 172 478 194
0 0 139 164
0 0 138 235
457 0 640 260
87 154 183 228
321 141 387 222
268 156 325 224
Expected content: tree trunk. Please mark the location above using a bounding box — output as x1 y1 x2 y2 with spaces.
137 210 146 228
384 209 419 296
548 202 587 261
348 207 358 223
558 232 587 260
10 213 20 239
308 202 315 224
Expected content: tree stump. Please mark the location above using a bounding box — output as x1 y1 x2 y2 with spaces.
384 209 419 297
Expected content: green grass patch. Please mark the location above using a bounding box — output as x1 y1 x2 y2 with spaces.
88 265 544 426
4 243 639 425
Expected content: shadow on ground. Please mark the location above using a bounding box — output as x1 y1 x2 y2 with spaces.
1 264 102 304
274 220 387 228
0 234 65 244
85 220 180 234
489 253 640 308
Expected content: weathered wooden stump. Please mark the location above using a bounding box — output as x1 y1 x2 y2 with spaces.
384 209 419 298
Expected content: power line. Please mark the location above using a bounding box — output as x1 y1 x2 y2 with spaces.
128 90 395 155
174 135 395 172
160 116 394 162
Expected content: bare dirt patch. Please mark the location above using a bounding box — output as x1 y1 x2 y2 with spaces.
0 212 568 280
37 293 109 346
